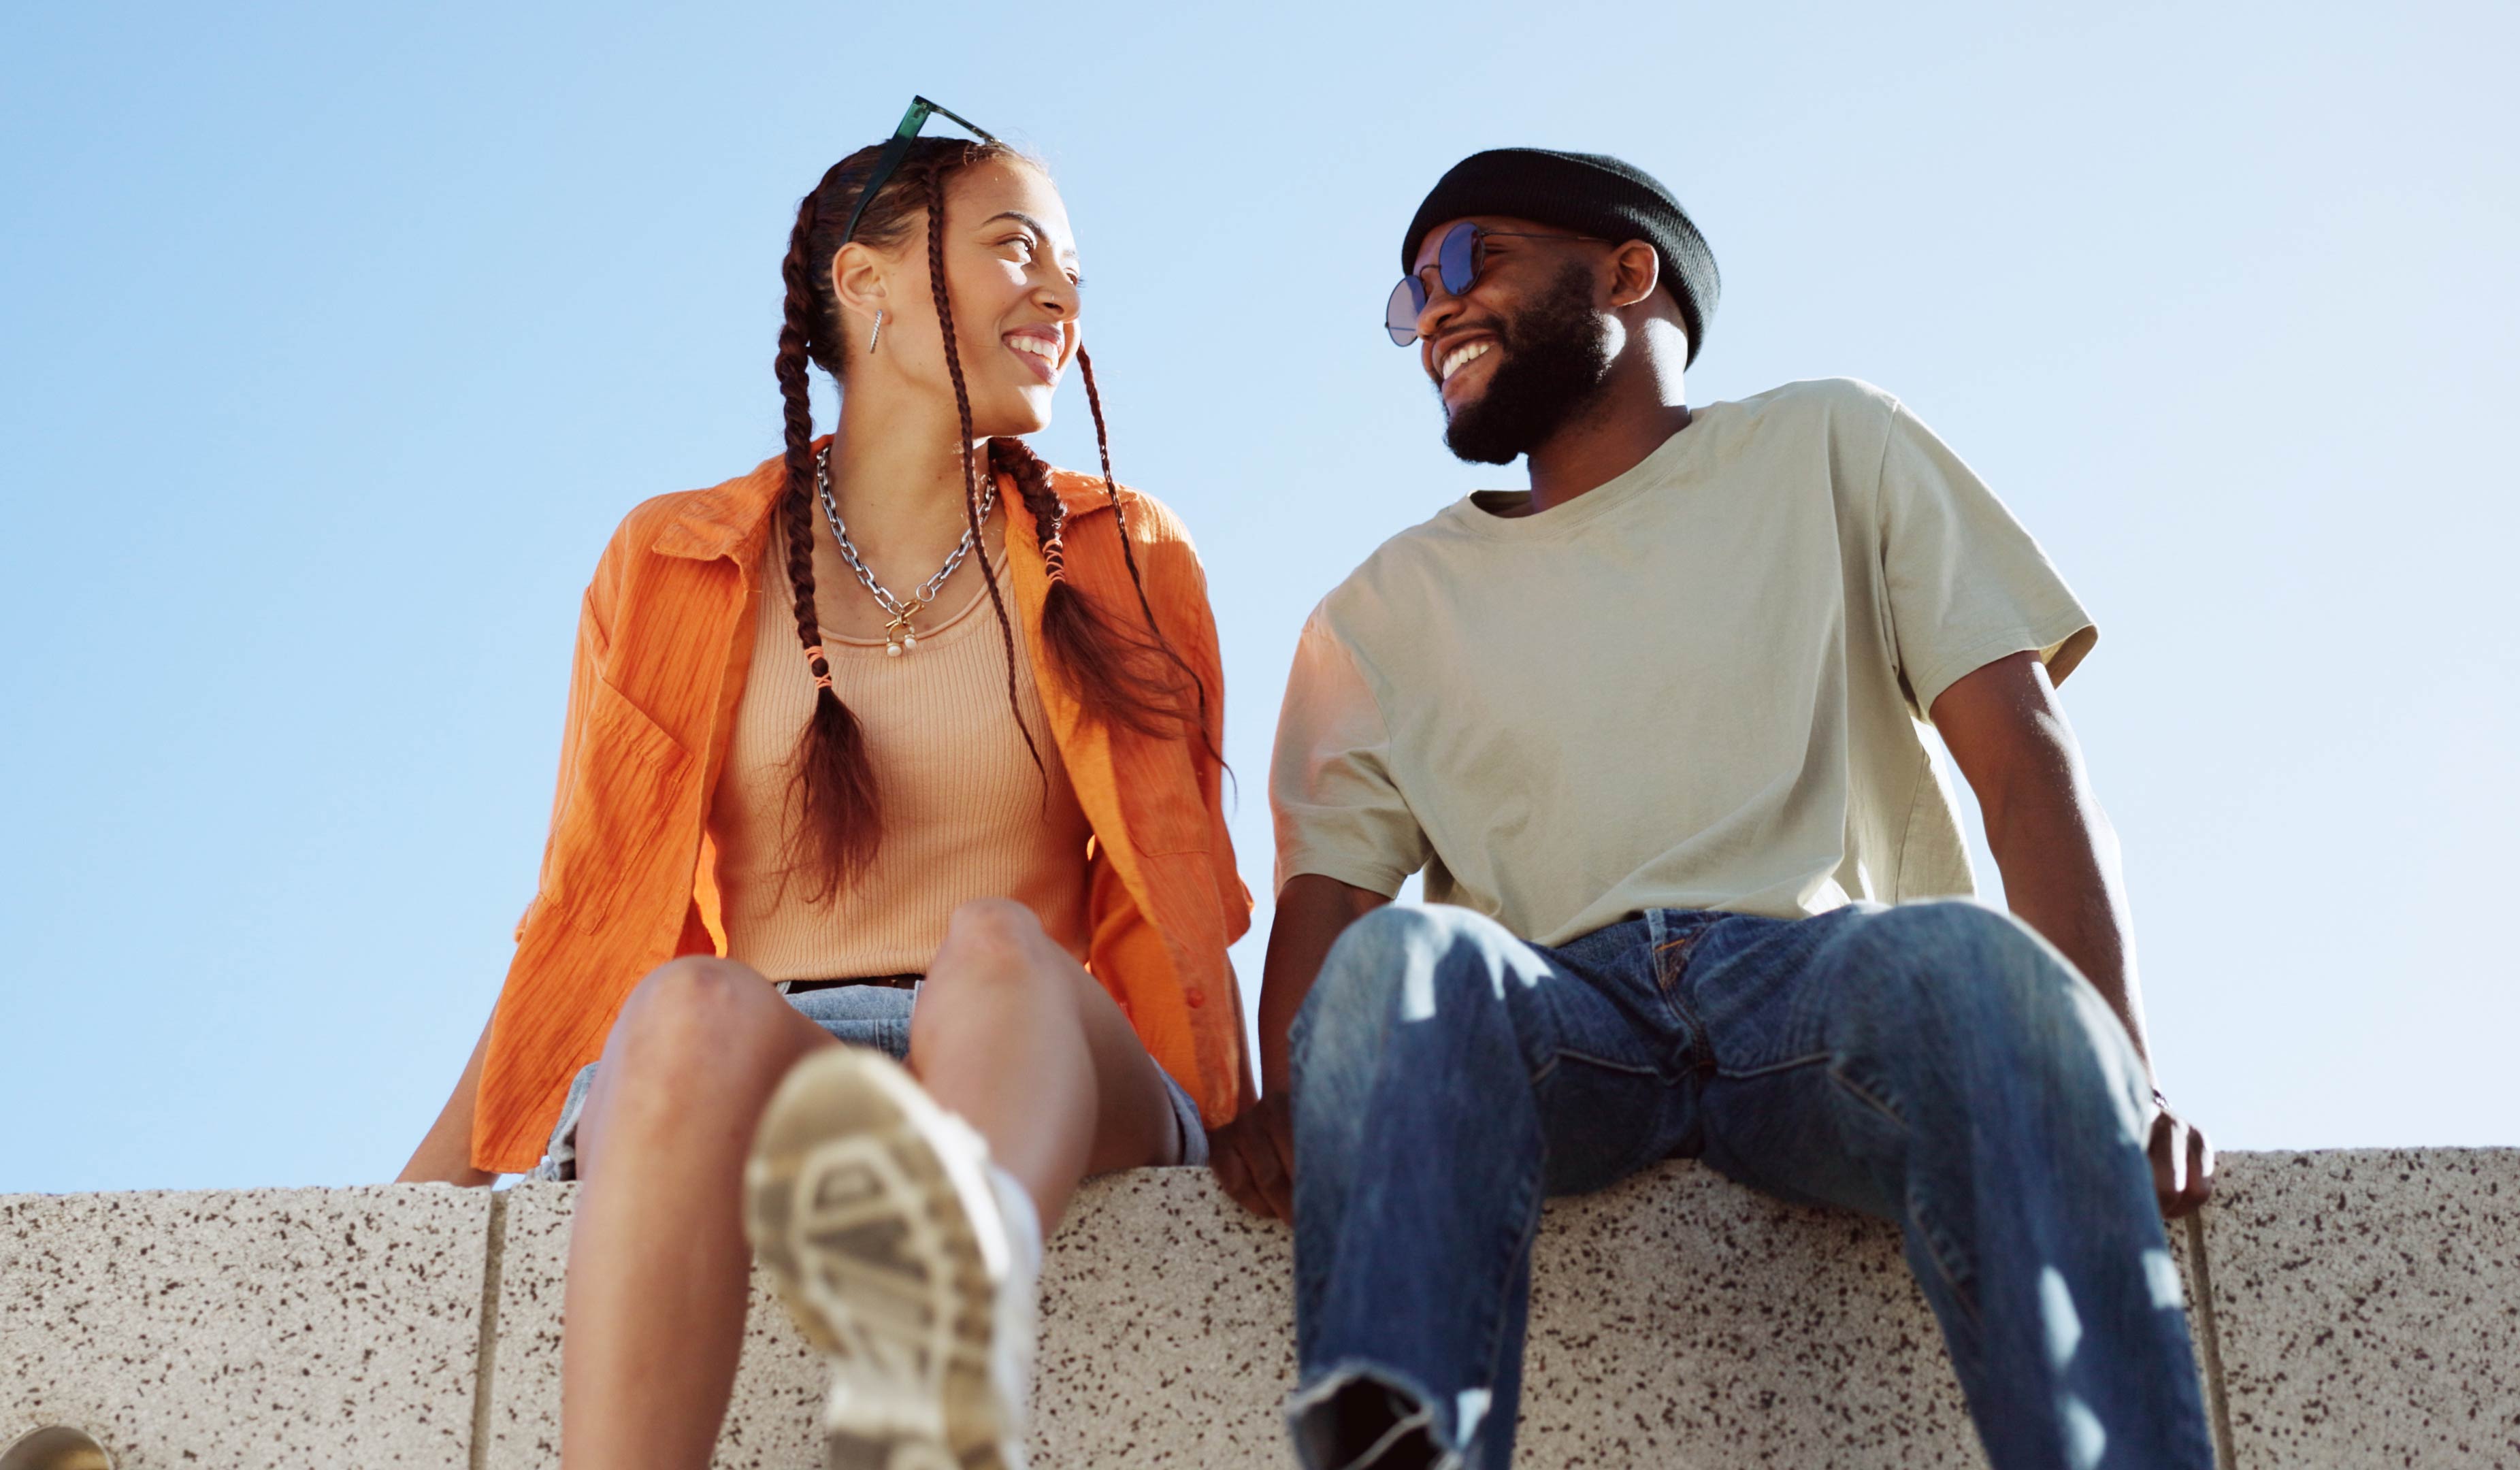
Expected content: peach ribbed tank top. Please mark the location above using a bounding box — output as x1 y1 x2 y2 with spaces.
707 533 1093 981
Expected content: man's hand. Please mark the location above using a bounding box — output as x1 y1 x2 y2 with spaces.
1209 1092 1296 1222
2149 1097 2214 1218
1211 873 1390 1224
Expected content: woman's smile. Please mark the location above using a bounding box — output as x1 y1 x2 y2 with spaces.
1004 324 1065 385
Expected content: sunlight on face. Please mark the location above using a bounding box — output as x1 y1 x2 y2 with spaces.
936 161 1085 438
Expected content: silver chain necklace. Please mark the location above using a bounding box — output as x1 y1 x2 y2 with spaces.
814 445 997 657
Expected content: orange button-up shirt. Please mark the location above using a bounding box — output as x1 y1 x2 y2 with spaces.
470 448 1251 1173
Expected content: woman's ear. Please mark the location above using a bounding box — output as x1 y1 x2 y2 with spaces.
828 240 890 340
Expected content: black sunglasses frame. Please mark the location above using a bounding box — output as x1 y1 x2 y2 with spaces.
1385 223 1606 346
839 96 1000 247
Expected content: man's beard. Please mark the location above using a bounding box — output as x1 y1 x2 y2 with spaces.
1441 263 1615 466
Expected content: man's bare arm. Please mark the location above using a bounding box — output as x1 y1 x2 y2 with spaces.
1209 874 1389 1220
1931 651 2211 1214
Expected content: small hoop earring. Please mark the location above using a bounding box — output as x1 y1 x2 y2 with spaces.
867 308 884 355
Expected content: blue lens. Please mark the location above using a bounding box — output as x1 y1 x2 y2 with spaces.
1439 223 1481 295
1387 223 1487 344
1386 276 1429 344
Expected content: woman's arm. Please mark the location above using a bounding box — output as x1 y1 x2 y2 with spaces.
395 1002 499 1186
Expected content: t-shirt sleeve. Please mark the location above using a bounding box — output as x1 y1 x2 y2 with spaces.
1269 606 1430 898
1876 399 2098 717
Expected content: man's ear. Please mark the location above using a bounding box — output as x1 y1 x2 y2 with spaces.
828 240 890 333
1607 239 1661 310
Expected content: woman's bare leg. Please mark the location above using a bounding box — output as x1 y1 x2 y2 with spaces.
560 956 836 1470
909 898 1180 1230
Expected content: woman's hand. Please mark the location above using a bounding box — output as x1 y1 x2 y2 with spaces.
395 1002 500 1186
1209 1092 1295 1223
396 1132 496 1188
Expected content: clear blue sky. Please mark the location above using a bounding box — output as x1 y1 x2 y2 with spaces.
5 2 2514 1192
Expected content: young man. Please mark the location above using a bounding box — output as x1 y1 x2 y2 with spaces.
1209 148 2218 1470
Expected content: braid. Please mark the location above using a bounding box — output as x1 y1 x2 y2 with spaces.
776 188 880 899
926 171 1047 780
993 427 1211 743
777 201 827 672
1078 350 1200 686
1074 349 1221 758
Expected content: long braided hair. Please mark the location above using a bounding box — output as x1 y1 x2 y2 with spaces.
775 137 1204 900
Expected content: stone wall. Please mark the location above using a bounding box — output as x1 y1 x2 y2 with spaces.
5 1150 2514 1468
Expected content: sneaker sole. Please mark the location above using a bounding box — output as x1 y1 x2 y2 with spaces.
744 1047 1019 1470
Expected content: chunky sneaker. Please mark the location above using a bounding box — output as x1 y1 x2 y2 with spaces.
744 1047 1038 1470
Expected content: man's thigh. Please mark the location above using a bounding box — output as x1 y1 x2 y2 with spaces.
1526 911 1716 1196
1302 904 1715 1196
1678 899 2138 1220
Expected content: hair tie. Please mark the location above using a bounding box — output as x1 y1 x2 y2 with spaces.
1041 519 1069 585
803 644 834 691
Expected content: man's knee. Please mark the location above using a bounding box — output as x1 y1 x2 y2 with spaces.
1844 902 2146 1132
1852 902 2075 1013
1296 904 1529 1063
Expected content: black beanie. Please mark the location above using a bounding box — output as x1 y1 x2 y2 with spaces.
1403 148 1719 365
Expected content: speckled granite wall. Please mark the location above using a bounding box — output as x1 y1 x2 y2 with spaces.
1 1187 492 1469
2200 1150 2519 1469
6 1152 2515 1469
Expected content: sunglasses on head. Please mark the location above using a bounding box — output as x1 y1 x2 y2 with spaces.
1384 221 1607 346
840 95 999 246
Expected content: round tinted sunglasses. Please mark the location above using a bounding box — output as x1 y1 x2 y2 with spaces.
1385 222 1605 345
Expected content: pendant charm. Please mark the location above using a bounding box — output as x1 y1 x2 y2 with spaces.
884 607 920 657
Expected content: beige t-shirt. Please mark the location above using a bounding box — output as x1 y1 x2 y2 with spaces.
1271 377 2095 947
710 534 1093 981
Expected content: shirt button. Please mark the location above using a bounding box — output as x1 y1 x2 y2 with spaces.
1184 988 1205 1007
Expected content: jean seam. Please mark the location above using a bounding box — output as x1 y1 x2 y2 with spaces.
1713 1050 1835 1083
1654 960 1718 1080
1464 1158 1545 1470
1539 1048 1665 1081
1828 1064 1908 1128
1829 1064 1979 1324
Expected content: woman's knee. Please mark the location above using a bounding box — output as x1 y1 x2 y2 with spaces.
917 900 1067 1035
608 956 790 1085
936 898 1053 971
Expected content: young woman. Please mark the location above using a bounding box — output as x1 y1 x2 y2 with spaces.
396 115 1249 1470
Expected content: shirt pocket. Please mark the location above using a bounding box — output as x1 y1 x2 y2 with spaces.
542 676 696 936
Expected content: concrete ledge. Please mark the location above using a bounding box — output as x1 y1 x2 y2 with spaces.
2 1187 491 1469
6 1152 2517 1468
2202 1149 2520 1468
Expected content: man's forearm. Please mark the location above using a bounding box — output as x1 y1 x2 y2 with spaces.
1983 776 2152 1073
1257 875 1390 1092
1933 652 2154 1077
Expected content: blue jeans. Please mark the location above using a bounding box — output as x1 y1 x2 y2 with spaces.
1288 901 2212 1470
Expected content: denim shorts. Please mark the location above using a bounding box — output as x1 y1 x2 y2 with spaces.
526 981 1208 1180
